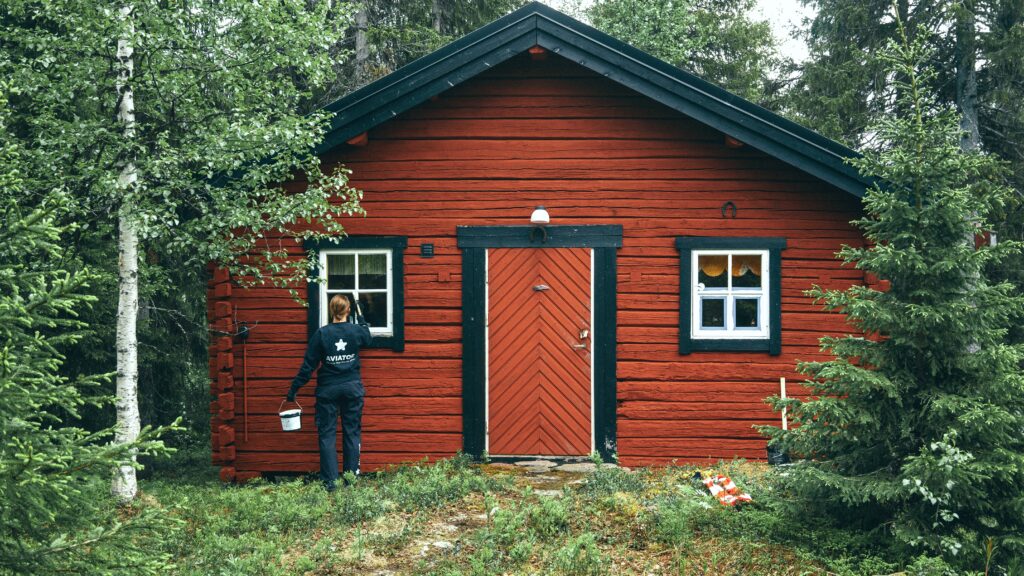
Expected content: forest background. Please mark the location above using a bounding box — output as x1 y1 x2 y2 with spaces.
1 0 1022 573
45 0 1023 478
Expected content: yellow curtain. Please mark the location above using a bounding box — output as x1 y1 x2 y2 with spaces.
732 254 761 277
698 255 727 277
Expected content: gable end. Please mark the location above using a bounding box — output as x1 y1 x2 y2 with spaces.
319 2 872 198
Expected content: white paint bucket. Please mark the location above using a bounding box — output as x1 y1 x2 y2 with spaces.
279 400 302 432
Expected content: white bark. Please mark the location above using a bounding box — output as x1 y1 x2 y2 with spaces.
112 4 141 504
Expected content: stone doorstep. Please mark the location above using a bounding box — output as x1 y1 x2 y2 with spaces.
511 459 558 468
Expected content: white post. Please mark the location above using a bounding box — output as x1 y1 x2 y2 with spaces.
780 377 788 431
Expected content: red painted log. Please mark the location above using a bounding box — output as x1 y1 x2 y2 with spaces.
216 336 233 352
219 467 236 482
214 301 232 319
217 352 234 372
218 425 235 447
214 283 232 299
235 470 262 483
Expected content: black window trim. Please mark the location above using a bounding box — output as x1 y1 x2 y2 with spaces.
675 236 786 355
305 236 407 351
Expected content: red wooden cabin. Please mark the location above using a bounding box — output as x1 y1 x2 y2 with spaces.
208 2 870 482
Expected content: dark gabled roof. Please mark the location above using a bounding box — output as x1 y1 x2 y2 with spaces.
319 1 870 198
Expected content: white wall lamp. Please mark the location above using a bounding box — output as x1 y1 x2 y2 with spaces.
530 205 550 243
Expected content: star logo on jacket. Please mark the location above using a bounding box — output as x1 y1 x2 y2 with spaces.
335 338 347 351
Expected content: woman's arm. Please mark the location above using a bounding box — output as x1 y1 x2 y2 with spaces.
288 330 322 401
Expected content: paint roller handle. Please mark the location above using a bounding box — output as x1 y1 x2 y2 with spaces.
350 297 368 327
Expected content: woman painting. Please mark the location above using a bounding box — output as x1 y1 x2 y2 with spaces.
286 294 371 491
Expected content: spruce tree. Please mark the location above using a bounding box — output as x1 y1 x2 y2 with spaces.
0 81 176 575
583 0 780 104
764 22 1024 566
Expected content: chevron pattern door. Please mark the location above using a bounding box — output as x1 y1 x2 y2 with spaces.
487 248 592 456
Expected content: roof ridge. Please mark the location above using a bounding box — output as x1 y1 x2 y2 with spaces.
317 2 872 198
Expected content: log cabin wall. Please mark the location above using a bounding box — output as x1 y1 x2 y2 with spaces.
208 52 864 479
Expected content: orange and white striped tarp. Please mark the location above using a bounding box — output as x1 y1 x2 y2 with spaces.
700 472 753 506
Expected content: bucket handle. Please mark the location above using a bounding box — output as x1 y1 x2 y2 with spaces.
279 399 303 412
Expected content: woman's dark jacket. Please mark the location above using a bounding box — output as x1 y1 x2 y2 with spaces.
288 319 372 399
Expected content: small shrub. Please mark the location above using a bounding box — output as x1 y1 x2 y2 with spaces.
652 493 709 545
904 554 964 576
527 497 569 538
491 506 529 546
467 503 536 573
377 455 504 513
549 533 609 576
369 514 422 556
580 465 647 497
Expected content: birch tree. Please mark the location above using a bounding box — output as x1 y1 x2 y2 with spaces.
112 3 142 503
3 0 360 502
0 76 177 575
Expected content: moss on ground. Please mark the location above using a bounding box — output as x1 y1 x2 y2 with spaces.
139 456 969 575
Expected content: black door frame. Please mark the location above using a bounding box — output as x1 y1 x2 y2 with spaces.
457 225 622 462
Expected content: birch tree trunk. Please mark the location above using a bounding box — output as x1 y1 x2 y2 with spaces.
112 4 141 504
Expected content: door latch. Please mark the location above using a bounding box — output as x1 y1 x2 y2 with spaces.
572 328 590 350
533 284 550 292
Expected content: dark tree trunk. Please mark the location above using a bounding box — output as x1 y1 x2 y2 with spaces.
432 0 445 34
955 0 981 152
354 7 368 85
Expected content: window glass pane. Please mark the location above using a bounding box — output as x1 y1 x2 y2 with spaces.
732 254 762 289
735 297 760 329
359 253 388 289
326 254 355 290
356 292 389 329
697 255 728 288
700 297 725 328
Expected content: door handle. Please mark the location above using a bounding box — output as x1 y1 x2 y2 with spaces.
571 343 588 349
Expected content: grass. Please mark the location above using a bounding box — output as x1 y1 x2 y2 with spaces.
134 454 981 575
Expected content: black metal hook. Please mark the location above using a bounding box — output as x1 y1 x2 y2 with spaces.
721 201 737 219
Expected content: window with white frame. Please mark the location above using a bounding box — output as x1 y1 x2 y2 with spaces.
691 250 769 339
319 249 393 336
675 237 786 355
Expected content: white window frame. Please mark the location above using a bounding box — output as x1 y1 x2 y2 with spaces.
318 249 394 337
691 249 770 340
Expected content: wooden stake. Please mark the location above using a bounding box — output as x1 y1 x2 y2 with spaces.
780 377 788 430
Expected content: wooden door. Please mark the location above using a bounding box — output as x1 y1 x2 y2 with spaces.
487 248 592 456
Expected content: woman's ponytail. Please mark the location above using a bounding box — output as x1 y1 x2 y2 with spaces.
329 294 351 322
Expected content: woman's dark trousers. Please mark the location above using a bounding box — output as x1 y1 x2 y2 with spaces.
314 382 364 485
